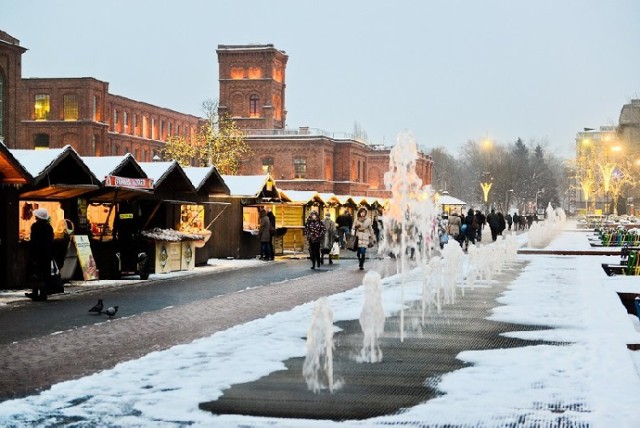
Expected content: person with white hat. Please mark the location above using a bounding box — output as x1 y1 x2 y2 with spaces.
26 208 54 301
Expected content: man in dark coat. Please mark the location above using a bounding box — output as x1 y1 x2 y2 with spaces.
336 210 353 249
486 209 500 242
266 207 276 260
26 208 54 301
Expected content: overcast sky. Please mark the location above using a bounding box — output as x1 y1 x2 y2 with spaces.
3 0 639 158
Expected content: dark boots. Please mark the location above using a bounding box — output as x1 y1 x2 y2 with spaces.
357 253 364 270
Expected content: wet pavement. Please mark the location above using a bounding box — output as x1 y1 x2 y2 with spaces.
0 253 397 401
200 260 555 421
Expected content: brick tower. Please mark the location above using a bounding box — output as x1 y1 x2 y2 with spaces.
216 44 287 130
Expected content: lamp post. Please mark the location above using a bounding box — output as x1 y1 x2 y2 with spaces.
505 189 514 212
535 189 544 216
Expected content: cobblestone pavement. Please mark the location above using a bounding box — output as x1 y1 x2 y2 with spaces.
0 257 399 401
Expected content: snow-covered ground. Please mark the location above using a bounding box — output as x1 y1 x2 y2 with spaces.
2 225 640 427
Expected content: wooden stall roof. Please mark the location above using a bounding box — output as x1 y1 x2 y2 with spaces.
437 193 467 206
317 192 341 205
183 166 230 196
82 154 148 181
278 189 324 205
11 145 100 200
334 194 358 205
0 140 32 185
83 154 152 202
138 161 197 199
221 174 287 202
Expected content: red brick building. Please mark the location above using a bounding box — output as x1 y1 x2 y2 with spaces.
0 31 200 160
216 44 432 197
1 32 431 197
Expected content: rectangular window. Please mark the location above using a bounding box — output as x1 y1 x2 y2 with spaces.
160 120 164 140
133 114 138 135
293 157 306 179
113 109 118 132
151 118 156 139
34 94 50 120
93 95 98 121
167 122 172 137
123 111 129 134
143 116 148 138
262 157 274 174
63 94 79 121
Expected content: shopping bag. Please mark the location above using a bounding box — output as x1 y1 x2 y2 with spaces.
330 242 340 256
347 235 358 251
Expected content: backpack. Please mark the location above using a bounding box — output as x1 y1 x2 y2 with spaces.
471 216 479 230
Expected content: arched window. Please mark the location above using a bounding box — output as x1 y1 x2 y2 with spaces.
249 94 259 117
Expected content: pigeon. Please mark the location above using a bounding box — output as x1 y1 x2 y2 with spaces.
102 306 119 317
88 299 103 314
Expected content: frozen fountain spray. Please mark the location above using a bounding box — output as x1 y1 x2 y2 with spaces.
358 271 385 363
380 131 438 341
302 297 335 393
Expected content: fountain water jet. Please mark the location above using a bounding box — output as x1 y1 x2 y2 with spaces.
381 131 438 341
302 297 335 393
358 271 385 363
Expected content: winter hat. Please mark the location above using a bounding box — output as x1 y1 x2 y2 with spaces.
325 212 331 217
34 208 49 221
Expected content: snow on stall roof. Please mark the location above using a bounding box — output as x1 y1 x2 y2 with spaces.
82 154 136 180
137 161 178 184
10 147 68 177
183 166 213 191
221 174 270 197
278 189 320 203
438 193 467 206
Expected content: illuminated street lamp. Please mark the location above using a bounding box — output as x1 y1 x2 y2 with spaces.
480 171 492 210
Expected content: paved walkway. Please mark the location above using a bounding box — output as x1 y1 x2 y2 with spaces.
0 257 397 401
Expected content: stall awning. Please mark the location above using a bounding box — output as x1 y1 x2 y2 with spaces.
19 184 100 200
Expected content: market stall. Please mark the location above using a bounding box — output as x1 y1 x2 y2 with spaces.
208 174 286 259
83 154 154 279
182 166 231 265
137 161 202 273
12 146 100 286
436 191 467 216
277 190 335 254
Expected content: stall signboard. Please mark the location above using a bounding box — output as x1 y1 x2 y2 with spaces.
73 235 99 280
104 175 154 189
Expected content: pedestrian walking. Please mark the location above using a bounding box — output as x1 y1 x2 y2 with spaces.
258 208 273 261
304 211 326 269
266 207 276 260
447 210 463 247
463 208 477 251
352 207 376 270
475 210 485 242
25 208 54 301
336 209 353 249
506 213 513 231
486 209 500 242
320 212 337 265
